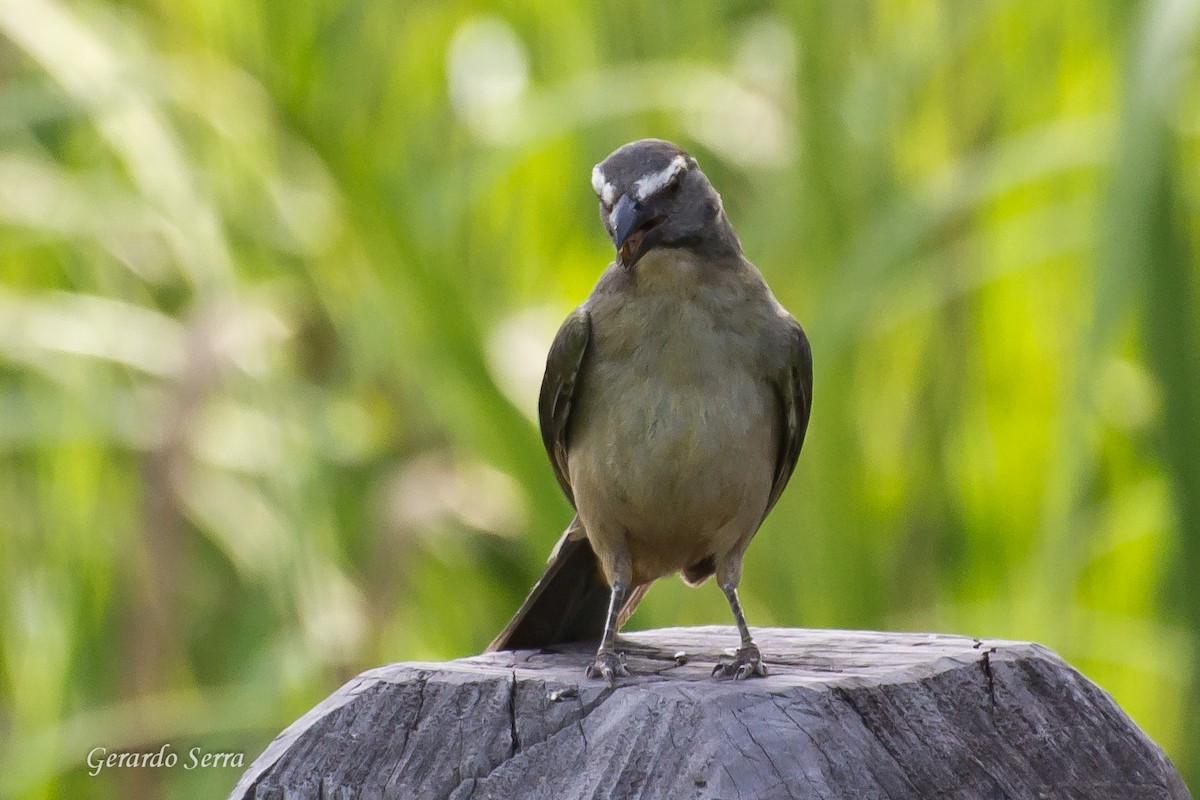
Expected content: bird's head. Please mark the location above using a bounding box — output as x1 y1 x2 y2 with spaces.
591 139 738 269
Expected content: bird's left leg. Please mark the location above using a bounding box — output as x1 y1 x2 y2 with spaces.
712 556 767 679
586 549 631 685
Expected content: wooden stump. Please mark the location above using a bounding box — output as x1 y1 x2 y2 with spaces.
229 626 1191 800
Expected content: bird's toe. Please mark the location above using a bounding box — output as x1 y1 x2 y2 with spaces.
713 644 767 680
586 650 629 685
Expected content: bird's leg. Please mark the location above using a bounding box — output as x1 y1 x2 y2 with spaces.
586 578 629 685
712 560 767 679
586 546 631 684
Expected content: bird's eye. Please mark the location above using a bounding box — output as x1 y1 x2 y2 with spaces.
664 177 682 196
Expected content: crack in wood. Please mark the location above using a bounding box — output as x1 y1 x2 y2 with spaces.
736 709 798 800
507 671 521 757
974 639 999 710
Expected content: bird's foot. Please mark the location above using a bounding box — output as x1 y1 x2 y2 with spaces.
712 644 768 680
586 649 628 685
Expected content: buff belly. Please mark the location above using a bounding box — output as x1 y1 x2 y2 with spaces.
567 370 775 586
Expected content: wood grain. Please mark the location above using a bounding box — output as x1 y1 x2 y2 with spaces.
229 626 1191 800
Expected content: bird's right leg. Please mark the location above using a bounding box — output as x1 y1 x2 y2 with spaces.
586 549 630 685
712 554 767 679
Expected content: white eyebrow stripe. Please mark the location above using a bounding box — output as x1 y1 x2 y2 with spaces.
591 164 617 206
591 165 605 195
634 154 688 201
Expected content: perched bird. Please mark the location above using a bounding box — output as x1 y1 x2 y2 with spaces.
487 139 812 682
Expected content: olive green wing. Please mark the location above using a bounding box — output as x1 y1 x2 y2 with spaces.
537 307 591 506
763 320 813 519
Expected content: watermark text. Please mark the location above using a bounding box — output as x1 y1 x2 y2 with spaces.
86 745 244 776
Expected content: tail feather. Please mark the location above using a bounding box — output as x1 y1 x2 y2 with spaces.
487 519 647 652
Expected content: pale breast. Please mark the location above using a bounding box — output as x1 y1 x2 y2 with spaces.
566 252 780 579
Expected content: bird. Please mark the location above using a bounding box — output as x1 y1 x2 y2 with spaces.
487 138 812 682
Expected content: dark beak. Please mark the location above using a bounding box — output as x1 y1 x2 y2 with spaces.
611 194 641 252
610 194 661 268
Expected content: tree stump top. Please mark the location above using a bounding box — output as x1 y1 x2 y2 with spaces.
230 626 1191 800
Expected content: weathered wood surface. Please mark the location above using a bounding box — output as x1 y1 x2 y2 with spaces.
229 626 1191 800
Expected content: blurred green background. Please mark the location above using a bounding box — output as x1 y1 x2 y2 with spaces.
1 0 1198 796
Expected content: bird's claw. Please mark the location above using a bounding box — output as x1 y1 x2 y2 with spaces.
712 644 767 680
586 650 628 685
